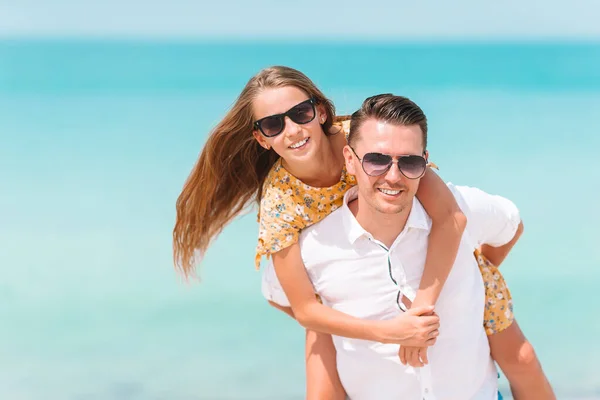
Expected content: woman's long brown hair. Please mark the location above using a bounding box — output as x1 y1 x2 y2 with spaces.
173 66 340 278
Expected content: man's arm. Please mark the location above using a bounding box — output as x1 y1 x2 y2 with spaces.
481 221 524 266
451 184 522 249
268 301 295 319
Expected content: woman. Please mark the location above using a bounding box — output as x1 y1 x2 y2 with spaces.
173 66 554 399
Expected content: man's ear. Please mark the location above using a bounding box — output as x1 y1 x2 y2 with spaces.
424 150 438 170
253 130 270 150
343 145 357 175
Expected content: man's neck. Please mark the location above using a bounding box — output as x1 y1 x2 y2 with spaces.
348 198 412 249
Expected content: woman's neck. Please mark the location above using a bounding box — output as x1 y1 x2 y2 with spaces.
282 133 344 188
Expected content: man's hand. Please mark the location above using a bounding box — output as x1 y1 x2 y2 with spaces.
375 306 440 346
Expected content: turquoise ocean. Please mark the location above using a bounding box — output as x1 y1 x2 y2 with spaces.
1 40 599 399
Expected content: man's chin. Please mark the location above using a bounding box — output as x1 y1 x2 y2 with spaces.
375 203 406 215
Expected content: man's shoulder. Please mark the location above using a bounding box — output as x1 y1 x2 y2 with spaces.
446 182 475 211
298 207 350 268
446 182 518 215
298 208 351 264
446 182 521 247
299 206 346 243
446 182 499 212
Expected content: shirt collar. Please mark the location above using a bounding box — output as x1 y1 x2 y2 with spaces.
406 196 432 232
340 186 431 245
340 187 367 244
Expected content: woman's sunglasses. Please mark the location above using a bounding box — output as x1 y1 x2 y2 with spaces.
254 98 317 137
349 146 427 179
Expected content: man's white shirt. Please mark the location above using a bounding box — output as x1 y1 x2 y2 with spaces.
262 184 521 400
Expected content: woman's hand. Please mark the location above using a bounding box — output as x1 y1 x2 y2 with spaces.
374 306 440 347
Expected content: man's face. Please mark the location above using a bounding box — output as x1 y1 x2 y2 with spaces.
344 119 427 215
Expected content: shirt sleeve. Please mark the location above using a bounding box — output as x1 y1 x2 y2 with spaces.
449 183 521 247
261 258 291 307
255 183 308 268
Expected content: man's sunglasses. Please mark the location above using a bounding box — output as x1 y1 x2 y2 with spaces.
349 146 427 179
254 98 317 137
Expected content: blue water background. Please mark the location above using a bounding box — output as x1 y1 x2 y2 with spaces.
1 40 599 399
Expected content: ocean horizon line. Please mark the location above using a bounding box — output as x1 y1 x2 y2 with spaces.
1 35 600 45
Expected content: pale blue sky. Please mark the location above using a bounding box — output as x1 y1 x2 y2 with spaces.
1 0 599 39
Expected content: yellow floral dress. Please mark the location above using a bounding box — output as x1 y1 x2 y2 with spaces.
255 123 514 335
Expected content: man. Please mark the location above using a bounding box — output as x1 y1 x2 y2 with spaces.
263 94 522 399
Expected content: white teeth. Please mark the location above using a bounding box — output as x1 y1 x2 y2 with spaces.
379 188 401 195
289 138 308 149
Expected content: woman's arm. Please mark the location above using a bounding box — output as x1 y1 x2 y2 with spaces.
272 243 439 346
399 169 466 367
412 168 467 308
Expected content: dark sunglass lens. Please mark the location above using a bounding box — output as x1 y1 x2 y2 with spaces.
289 101 315 124
398 155 427 178
362 152 393 176
260 116 284 137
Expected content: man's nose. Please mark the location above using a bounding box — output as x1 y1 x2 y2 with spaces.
383 160 403 183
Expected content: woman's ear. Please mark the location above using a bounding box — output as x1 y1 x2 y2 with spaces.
317 104 328 124
252 130 270 150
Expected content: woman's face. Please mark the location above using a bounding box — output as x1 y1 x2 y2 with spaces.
252 86 328 165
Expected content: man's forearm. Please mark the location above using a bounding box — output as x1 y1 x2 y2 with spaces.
268 301 295 319
481 221 524 266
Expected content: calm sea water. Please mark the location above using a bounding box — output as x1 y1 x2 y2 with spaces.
1 40 599 399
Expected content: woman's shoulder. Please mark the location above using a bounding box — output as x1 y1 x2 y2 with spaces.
256 161 309 268
261 159 297 199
